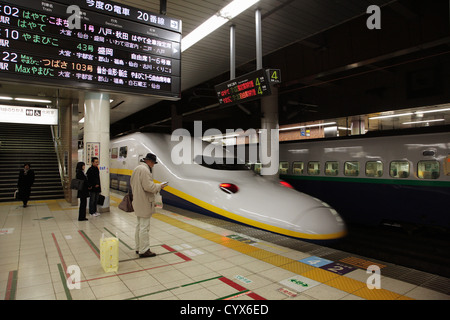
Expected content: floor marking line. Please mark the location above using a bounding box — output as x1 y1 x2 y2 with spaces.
52 233 70 279
78 230 100 258
79 244 188 283
217 277 266 300
57 263 73 300
103 227 133 250
154 212 412 300
219 290 251 300
4 270 18 300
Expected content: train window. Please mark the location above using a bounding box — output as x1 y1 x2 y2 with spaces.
279 162 289 174
119 146 128 158
418 160 440 179
390 161 410 178
253 163 262 175
111 147 118 159
344 161 359 176
194 155 250 171
292 162 304 175
325 161 339 176
307 161 320 175
366 161 383 177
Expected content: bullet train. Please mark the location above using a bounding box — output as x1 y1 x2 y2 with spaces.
278 128 450 231
110 132 347 242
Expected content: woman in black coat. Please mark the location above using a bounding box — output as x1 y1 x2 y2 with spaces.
18 163 35 208
76 162 89 221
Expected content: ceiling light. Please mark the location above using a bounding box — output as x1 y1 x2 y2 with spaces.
369 112 413 120
279 122 337 131
181 0 260 52
414 107 450 114
15 97 52 104
0 96 13 100
402 119 445 125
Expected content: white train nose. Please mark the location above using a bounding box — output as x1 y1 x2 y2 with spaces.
296 206 347 239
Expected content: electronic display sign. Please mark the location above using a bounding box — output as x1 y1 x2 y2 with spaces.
214 69 271 106
0 0 182 99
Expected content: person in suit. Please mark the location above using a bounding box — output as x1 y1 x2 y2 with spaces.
18 163 35 208
76 162 89 221
86 157 101 217
130 153 167 258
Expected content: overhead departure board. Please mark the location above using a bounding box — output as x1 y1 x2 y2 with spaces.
215 69 271 106
0 0 182 99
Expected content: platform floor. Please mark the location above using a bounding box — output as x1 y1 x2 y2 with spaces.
1 191 449 301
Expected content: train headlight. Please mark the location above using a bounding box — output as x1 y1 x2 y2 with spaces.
280 181 294 189
219 183 239 194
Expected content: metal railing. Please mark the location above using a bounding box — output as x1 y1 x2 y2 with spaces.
50 125 67 189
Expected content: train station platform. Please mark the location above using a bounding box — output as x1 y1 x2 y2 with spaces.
1 191 449 302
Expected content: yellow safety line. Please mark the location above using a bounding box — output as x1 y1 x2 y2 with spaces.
153 212 414 300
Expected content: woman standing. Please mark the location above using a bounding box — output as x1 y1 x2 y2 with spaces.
76 162 89 221
17 163 35 208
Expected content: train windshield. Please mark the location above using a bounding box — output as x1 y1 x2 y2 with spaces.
194 155 250 171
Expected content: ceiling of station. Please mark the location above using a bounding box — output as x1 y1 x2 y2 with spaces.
0 0 449 138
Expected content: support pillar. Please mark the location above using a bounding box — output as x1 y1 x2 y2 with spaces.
70 101 79 206
83 92 110 213
230 24 236 80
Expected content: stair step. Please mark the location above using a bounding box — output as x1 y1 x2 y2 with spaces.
0 123 64 202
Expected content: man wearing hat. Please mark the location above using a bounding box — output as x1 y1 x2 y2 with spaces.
130 153 167 258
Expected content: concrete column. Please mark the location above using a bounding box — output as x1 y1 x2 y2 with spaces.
83 92 110 213
70 101 79 206
230 24 236 80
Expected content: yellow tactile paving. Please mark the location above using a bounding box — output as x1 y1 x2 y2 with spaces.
152 211 418 300
246 249 278 260
261 255 293 267
202 233 228 243
353 287 401 300
301 268 340 283
325 276 366 294
233 244 260 254
47 200 63 212
281 261 315 274
219 238 248 249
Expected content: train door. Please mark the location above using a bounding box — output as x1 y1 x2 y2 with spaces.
445 155 450 176
118 146 129 191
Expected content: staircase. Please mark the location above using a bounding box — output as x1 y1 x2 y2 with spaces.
0 123 65 202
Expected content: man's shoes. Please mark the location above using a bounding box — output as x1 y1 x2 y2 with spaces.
91 212 100 217
78 218 88 221
139 250 156 258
